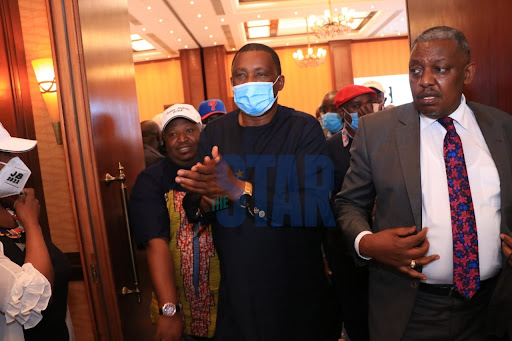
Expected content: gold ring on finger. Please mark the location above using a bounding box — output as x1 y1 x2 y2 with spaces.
410 260 416 269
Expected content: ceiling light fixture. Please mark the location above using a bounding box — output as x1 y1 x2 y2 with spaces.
293 17 326 68
310 0 355 39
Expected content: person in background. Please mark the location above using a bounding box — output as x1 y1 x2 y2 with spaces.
198 99 227 126
324 85 376 341
175 43 335 341
0 123 71 341
141 120 165 167
320 90 341 137
130 104 220 341
335 26 512 341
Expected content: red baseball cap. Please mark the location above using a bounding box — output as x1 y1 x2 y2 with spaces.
334 85 375 107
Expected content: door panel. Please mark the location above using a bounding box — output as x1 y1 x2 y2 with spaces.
48 0 155 339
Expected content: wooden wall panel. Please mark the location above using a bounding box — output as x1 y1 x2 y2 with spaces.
351 37 409 77
407 0 512 114
180 48 205 109
329 40 353 91
18 0 78 253
203 45 232 111
134 58 184 121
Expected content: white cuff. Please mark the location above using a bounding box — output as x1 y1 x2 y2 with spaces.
355 231 373 260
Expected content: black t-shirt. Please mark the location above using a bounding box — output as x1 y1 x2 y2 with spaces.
129 157 188 246
199 105 334 341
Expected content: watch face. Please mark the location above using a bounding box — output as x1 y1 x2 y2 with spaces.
162 303 176 316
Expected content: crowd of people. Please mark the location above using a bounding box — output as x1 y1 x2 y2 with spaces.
131 25 512 341
3 24 510 341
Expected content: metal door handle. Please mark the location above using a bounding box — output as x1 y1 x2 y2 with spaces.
105 163 142 303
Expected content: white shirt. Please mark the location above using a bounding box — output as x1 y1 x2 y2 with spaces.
420 95 501 284
355 95 502 284
0 241 51 341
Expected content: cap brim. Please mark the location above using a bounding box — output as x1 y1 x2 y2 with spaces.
201 111 225 120
0 137 37 153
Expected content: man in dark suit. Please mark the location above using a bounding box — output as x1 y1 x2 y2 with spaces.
335 26 512 341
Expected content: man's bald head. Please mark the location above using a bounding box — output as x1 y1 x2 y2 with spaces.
320 90 338 115
141 120 162 150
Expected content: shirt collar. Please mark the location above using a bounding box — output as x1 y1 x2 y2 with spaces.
419 94 469 130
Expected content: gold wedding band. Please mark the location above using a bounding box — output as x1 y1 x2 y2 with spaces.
410 260 416 269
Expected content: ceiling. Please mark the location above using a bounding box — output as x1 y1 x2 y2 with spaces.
128 0 409 63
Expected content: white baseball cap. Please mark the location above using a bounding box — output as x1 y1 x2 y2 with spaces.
161 104 202 131
362 80 385 94
0 123 37 153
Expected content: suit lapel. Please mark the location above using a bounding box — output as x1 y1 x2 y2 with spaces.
395 104 422 231
470 102 512 235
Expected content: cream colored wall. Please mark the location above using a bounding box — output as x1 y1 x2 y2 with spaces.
18 0 94 340
274 44 333 116
135 39 410 121
134 59 184 121
351 37 410 77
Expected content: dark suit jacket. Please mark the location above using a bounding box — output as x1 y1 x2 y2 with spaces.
334 101 512 341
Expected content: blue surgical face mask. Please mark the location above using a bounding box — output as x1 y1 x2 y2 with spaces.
343 108 359 131
233 76 280 116
321 112 342 133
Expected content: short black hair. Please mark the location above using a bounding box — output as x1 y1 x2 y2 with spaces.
231 43 281 75
411 26 470 63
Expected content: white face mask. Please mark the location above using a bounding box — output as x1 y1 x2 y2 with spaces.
0 157 31 198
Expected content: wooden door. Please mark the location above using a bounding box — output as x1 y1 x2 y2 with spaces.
47 0 155 339
406 0 512 114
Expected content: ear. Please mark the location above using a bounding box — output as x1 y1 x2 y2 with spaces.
276 75 285 91
463 62 476 85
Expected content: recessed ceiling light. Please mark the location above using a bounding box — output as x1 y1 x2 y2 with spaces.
159 19 163 23
185 45 188 49
401 17 405 22
170 30 174 34
381 33 384 37
190 1 194 4
146 58 149 60
397 32 401 35
286 42 289 46
178 38 182 42
209 34 213 38
205 26 208 30
220 18 224 22
232 48 235 51
197 14 202 18
294 11 298 15
142 28 146 31
371 5 375 9
147 6 151 10
214 42 217 45
315 40 319 43
257 14 261 18
168 55 171 58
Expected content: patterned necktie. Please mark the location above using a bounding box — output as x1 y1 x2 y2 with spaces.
438 116 480 299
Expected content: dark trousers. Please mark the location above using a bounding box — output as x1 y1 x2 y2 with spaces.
402 278 505 341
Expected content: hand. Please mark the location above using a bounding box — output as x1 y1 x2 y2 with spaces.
359 226 439 280
153 315 184 341
358 103 375 116
500 233 512 267
176 146 244 200
13 188 40 228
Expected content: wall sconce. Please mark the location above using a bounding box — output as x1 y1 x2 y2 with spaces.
31 58 62 145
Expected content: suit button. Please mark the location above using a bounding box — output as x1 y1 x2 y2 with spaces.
410 281 418 288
